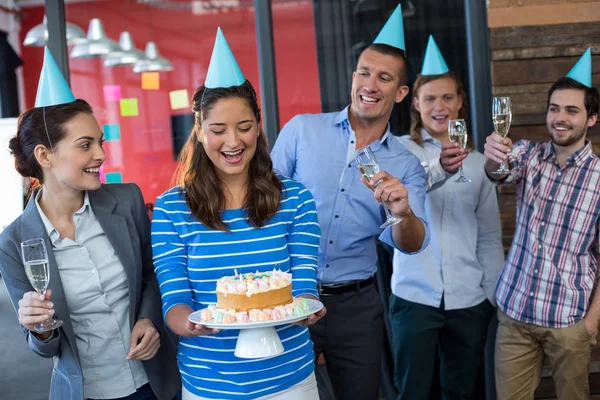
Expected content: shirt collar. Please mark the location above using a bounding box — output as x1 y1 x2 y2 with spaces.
420 128 442 147
541 140 593 167
335 105 393 147
35 190 91 243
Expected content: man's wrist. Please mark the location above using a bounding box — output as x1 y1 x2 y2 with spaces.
396 207 415 220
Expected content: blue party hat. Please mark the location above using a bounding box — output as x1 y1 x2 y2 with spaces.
373 4 405 51
566 48 592 88
205 28 246 89
35 47 76 108
421 36 449 76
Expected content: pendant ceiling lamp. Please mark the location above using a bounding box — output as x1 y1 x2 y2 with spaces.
104 31 145 67
70 18 120 59
133 41 173 73
23 15 86 47
104 1 144 67
132 4 173 73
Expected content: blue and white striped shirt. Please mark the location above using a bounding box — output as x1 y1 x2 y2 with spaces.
151 177 320 399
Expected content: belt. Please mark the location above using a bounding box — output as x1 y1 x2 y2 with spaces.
318 276 374 296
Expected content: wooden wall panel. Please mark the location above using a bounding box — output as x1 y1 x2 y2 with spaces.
488 2 600 28
490 0 599 7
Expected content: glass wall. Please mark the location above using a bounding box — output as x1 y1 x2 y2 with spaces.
17 0 322 206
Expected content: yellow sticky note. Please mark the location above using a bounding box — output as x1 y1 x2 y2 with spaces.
169 89 190 110
141 72 160 90
120 98 139 117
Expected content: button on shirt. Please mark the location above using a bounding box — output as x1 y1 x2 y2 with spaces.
394 132 505 310
495 140 600 328
271 107 430 284
35 191 148 398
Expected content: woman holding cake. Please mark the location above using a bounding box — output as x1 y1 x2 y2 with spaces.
151 28 323 400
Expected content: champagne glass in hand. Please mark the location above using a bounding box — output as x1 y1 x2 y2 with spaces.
21 238 63 332
448 119 471 183
354 146 403 229
491 97 512 174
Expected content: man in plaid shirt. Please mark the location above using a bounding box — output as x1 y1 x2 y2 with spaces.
483 53 600 399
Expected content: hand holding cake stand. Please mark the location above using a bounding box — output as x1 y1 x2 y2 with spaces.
189 298 323 358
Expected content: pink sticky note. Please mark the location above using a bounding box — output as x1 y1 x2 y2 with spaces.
103 85 121 102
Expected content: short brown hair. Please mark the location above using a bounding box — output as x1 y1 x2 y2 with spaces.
363 43 409 86
548 77 599 119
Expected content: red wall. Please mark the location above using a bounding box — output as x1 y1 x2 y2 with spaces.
19 1 321 204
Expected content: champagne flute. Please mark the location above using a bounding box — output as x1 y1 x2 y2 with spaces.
448 119 471 183
491 96 513 174
21 238 63 332
354 146 403 229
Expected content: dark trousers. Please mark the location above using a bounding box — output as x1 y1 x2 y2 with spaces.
310 284 383 400
87 383 157 400
390 295 494 400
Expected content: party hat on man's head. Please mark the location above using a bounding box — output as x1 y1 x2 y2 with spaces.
566 48 592 88
421 35 449 76
35 47 76 108
373 4 405 51
204 27 246 89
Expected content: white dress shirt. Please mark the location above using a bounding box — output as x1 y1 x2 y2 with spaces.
392 131 505 310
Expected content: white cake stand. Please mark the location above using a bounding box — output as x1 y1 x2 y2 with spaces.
188 298 324 359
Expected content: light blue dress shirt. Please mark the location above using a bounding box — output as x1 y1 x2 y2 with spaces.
271 107 430 284
393 131 505 310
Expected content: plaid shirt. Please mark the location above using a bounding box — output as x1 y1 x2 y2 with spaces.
496 140 600 328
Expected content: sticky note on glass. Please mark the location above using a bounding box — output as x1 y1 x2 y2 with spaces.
169 89 189 110
105 172 123 184
103 85 121 101
141 72 160 90
120 98 139 117
103 124 121 141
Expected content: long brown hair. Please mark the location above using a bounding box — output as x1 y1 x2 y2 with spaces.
175 80 281 231
8 99 93 196
409 71 469 146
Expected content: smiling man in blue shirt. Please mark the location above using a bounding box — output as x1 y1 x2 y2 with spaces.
270 6 429 400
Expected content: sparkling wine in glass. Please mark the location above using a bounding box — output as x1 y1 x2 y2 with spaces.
448 119 471 183
21 238 63 332
491 97 512 174
354 146 403 229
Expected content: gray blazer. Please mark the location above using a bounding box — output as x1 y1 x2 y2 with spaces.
0 183 180 400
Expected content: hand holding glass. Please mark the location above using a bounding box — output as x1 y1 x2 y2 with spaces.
491 97 512 174
354 146 403 229
21 238 63 332
448 119 471 183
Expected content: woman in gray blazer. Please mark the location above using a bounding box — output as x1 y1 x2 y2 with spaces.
0 99 180 400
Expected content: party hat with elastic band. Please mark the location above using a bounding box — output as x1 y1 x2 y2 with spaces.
373 4 405 51
35 47 76 108
205 27 246 89
566 48 592 88
421 35 449 76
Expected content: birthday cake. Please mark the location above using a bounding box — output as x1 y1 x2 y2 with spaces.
216 270 293 311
